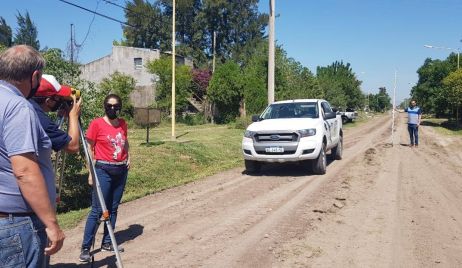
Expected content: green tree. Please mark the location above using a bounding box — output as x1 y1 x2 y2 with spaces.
0 17 12 47
147 56 192 113
13 11 40 49
412 57 454 117
42 48 80 84
99 72 137 118
241 42 268 115
316 61 364 109
123 0 166 49
208 60 243 123
160 0 207 65
368 87 391 112
276 48 321 101
195 0 267 63
442 69 462 124
122 0 267 67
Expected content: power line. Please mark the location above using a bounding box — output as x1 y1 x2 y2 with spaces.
102 0 154 21
57 0 136 28
102 0 129 13
75 0 100 48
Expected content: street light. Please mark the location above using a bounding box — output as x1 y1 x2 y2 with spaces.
424 44 460 69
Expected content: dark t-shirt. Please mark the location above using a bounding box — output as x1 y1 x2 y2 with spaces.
30 99 71 152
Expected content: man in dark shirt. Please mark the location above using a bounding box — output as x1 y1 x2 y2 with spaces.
30 74 82 153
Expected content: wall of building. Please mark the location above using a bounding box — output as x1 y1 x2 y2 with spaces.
80 46 160 107
80 46 192 108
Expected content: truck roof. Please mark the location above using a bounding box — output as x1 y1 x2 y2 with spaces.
272 99 324 104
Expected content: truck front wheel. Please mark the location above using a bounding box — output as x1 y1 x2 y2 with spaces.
331 135 343 160
312 144 327 175
245 160 261 173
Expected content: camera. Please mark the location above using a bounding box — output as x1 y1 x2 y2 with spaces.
64 88 81 101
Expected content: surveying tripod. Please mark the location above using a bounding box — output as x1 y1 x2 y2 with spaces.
55 113 124 268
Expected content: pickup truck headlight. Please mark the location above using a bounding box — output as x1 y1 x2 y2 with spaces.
298 128 316 137
244 130 256 138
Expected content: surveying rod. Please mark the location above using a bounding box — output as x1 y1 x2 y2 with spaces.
78 118 124 268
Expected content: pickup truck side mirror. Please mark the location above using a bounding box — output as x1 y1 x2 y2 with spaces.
324 112 337 120
332 108 338 113
251 115 261 122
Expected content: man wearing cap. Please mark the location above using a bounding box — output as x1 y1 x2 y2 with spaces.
30 74 82 153
0 45 65 266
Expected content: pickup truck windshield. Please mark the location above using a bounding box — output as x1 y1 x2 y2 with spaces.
261 102 319 119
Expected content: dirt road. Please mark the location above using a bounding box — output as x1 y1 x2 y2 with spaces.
51 113 462 268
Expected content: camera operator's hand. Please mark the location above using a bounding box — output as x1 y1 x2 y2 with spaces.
69 94 82 119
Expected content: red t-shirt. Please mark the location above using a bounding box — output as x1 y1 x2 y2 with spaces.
86 117 128 162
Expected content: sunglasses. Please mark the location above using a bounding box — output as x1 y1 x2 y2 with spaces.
105 103 121 109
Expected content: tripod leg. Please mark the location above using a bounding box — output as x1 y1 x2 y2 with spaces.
90 217 103 268
54 115 67 204
56 152 67 204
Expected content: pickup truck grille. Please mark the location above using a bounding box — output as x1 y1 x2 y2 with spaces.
255 150 296 155
254 132 299 142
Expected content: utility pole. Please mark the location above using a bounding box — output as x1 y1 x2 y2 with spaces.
171 0 176 140
391 70 397 146
210 30 216 124
267 0 275 104
212 31 216 73
70 24 74 64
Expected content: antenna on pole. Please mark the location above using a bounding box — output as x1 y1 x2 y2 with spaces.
267 0 275 104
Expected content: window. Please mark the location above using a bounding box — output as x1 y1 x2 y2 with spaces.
321 102 334 118
261 102 318 119
134 57 143 70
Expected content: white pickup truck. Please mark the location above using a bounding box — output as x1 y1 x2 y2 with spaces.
242 99 343 174
337 108 358 124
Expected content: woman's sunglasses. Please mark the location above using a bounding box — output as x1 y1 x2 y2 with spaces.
105 104 121 110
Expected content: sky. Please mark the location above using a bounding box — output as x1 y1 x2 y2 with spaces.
2 0 462 104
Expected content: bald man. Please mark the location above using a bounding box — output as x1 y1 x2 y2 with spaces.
0 45 65 267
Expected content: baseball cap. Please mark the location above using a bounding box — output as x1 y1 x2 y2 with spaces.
35 74 72 98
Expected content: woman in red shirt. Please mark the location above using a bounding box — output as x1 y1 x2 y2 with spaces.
79 94 130 262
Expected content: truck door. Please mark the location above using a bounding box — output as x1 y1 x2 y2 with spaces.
321 101 338 147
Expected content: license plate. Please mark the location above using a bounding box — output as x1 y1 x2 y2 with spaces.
265 147 284 153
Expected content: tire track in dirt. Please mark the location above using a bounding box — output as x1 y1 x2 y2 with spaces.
392 117 462 267
199 116 394 267
254 119 397 268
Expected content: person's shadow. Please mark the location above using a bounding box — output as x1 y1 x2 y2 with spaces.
51 224 144 267
114 223 144 244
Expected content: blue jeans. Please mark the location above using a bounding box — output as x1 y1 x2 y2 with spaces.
408 124 419 145
0 214 47 267
82 163 128 249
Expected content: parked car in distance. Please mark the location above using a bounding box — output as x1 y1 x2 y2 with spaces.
336 108 358 124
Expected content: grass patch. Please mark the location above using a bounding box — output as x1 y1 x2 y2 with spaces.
58 123 244 229
421 118 462 136
343 111 374 129
58 208 89 229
